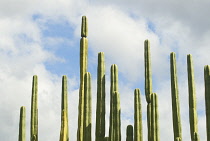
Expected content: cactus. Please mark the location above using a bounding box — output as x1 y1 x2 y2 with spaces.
83 72 92 141
187 54 200 141
31 75 38 141
170 52 182 141
144 39 152 141
95 52 106 141
18 106 26 141
134 89 143 141
104 137 109 141
151 93 159 141
113 91 121 141
109 64 119 141
77 15 88 141
126 125 133 141
59 75 69 141
204 65 210 141
59 110 68 141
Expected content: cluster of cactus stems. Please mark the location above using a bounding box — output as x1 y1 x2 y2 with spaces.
17 16 210 141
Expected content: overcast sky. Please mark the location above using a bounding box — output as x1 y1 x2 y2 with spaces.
0 0 210 140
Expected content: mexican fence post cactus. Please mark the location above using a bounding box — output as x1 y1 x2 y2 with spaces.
59 75 69 141
83 72 92 141
30 75 38 141
126 125 133 141
113 91 121 141
109 64 119 141
95 52 106 141
77 15 88 141
170 52 182 141
59 110 68 141
151 93 159 141
134 88 143 141
18 106 26 141
187 54 199 141
144 39 152 141
204 65 210 141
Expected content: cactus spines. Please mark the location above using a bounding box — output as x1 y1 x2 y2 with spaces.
31 75 38 141
170 52 182 141
144 39 152 141
126 125 133 141
113 91 121 141
204 65 210 141
77 16 88 141
151 93 159 141
59 110 68 141
187 54 199 141
60 75 69 141
18 106 26 141
109 64 119 141
96 52 106 141
134 89 143 141
81 16 88 37
83 72 92 141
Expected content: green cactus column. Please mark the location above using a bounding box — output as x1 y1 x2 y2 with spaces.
95 52 106 141
151 93 159 141
126 125 133 141
187 54 200 141
59 110 68 141
59 75 69 141
104 137 109 141
109 64 119 141
204 65 210 141
18 106 26 141
144 39 152 141
77 16 88 141
83 72 92 141
134 89 143 141
170 52 182 141
113 91 121 141
31 75 38 141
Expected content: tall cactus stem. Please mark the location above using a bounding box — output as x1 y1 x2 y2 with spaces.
187 54 199 141
113 91 121 141
134 89 143 141
144 39 152 141
204 65 210 141
95 52 106 141
151 93 159 141
126 125 133 141
170 52 182 141
81 16 88 37
18 106 26 141
83 72 92 141
60 75 69 141
109 64 118 141
31 75 38 141
77 16 88 141
59 110 68 141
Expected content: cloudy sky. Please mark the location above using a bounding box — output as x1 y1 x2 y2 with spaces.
0 0 210 140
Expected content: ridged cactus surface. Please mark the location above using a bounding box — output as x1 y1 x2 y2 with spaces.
126 125 133 141
144 39 152 141
31 75 38 141
151 93 159 141
77 15 88 141
187 54 199 141
134 88 142 141
204 65 210 141
60 75 69 141
18 106 26 141
109 64 119 141
170 52 182 141
83 72 92 141
113 91 121 141
95 52 106 141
